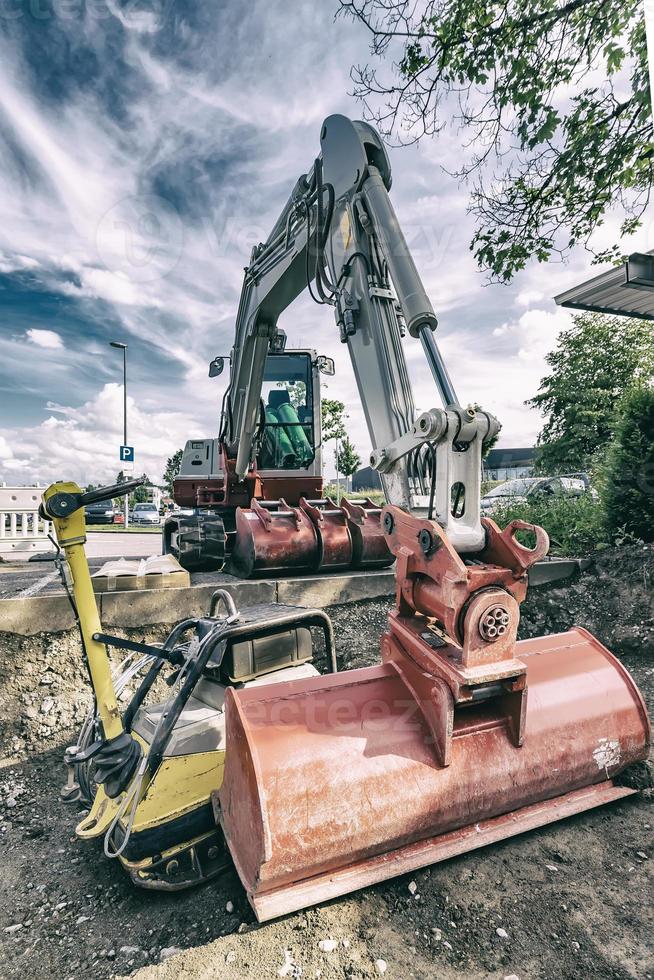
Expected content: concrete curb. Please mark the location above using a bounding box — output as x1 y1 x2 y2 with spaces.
0 570 395 636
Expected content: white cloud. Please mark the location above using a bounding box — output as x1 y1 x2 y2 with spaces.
62 268 161 308
0 384 200 486
0 434 14 460
514 289 545 308
25 329 64 350
0 253 39 274
106 0 165 35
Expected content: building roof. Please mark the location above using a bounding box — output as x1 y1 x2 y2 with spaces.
554 252 654 321
485 448 535 467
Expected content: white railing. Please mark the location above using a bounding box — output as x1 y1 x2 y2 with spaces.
0 486 54 557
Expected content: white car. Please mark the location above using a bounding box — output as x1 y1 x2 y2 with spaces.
130 503 161 525
481 475 589 514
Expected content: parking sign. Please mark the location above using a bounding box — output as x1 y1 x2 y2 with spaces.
120 445 135 463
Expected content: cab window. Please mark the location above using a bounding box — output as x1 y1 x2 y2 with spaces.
258 353 315 470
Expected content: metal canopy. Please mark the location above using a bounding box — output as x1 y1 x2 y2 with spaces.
554 252 654 321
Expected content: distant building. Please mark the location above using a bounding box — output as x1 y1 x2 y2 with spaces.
352 465 382 492
145 485 162 509
484 448 535 481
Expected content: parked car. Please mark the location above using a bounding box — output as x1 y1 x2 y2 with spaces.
480 475 589 514
130 502 161 525
84 501 116 525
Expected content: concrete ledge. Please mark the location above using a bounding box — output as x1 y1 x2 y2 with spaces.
0 570 394 636
528 557 590 587
99 580 276 627
277 569 394 607
0 594 92 635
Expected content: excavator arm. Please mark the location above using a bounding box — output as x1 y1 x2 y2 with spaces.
223 115 499 552
223 169 316 476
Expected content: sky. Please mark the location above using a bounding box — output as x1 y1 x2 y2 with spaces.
0 0 648 487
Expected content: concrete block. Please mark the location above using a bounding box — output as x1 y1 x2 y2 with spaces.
99 579 276 627
276 569 394 608
0 569 392 636
529 557 584 587
0 594 88 636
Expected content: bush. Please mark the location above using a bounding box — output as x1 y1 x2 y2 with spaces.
602 386 654 543
323 483 385 504
490 493 607 556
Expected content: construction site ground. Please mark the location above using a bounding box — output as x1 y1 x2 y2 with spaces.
0 543 652 980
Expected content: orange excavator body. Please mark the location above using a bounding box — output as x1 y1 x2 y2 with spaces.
216 507 651 921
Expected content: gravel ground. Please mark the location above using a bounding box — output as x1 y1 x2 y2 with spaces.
0 544 652 980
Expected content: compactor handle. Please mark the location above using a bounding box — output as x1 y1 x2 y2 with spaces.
81 478 143 507
41 478 144 520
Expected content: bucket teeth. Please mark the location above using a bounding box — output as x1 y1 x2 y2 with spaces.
228 499 319 577
227 497 393 577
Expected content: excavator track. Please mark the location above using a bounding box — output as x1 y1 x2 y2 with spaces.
163 513 227 572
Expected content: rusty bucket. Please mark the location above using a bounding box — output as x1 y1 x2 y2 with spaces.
217 626 650 922
299 497 353 571
339 497 394 569
228 498 318 577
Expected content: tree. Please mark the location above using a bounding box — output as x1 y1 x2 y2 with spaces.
338 1 652 281
163 449 183 496
527 312 654 473
131 474 151 506
113 469 128 509
336 436 362 489
471 403 500 457
276 379 307 410
602 386 654 542
321 399 347 442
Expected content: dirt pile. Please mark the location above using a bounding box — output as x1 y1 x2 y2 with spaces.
0 625 171 761
518 544 654 661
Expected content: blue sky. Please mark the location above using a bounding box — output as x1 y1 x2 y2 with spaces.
0 1 646 485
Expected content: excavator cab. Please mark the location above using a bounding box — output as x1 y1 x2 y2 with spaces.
258 352 316 470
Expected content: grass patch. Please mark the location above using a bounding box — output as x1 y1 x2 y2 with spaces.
323 484 386 505
489 494 608 556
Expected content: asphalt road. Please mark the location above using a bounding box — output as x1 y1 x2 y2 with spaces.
85 531 162 558
0 532 162 600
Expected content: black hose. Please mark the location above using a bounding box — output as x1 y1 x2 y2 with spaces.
306 157 337 306
123 659 165 733
146 626 228 778
427 442 437 521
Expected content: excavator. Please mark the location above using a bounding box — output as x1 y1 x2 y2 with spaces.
42 115 650 921
163 114 470 577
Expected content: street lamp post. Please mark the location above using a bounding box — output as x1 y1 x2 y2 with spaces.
110 341 129 528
